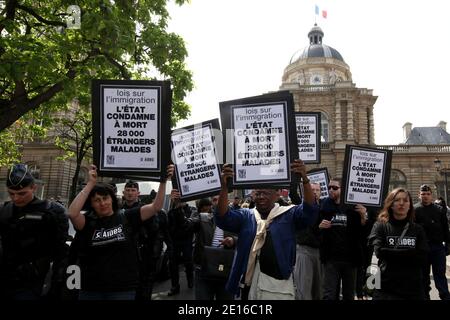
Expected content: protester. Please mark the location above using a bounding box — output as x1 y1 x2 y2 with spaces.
166 194 196 296
369 188 429 300
68 164 173 300
318 179 367 300
0 164 69 300
172 193 236 300
215 159 319 300
293 182 323 300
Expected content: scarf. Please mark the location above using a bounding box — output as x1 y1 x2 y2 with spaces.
244 203 293 285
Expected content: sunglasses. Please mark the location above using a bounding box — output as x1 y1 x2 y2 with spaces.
328 185 340 191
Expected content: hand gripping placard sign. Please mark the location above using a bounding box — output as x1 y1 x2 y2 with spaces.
295 112 321 164
341 145 392 209
219 91 299 189
92 80 171 180
171 119 222 201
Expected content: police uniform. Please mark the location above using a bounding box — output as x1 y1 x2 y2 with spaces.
0 164 69 299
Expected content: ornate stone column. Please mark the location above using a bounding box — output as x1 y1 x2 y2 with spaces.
335 100 342 140
347 101 354 140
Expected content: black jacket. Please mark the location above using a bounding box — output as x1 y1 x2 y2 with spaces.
0 198 69 298
186 212 236 266
369 218 429 299
414 202 450 244
318 197 364 266
167 204 196 243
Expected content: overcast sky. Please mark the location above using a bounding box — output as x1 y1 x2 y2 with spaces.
167 0 450 145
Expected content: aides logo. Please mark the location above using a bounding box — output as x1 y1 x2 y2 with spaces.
331 214 347 227
92 225 125 246
386 236 416 248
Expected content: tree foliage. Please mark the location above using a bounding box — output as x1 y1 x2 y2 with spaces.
0 0 193 133
54 104 93 202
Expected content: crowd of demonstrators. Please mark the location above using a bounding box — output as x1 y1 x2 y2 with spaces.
369 188 429 300
4 161 450 301
0 164 69 300
414 184 450 300
166 194 196 296
215 160 319 300
67 164 173 300
318 179 368 300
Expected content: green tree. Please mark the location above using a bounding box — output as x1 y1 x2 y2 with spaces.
54 104 93 203
0 0 193 132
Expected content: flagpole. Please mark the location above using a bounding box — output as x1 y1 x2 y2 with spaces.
314 4 317 24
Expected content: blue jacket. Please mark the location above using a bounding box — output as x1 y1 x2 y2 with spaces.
214 203 318 295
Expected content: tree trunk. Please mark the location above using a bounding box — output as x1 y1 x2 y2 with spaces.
69 159 82 204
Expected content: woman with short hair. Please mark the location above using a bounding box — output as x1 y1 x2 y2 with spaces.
68 164 173 300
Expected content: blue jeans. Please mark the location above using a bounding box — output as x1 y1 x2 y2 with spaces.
78 290 136 300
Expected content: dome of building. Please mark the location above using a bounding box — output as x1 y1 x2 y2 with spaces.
289 24 345 64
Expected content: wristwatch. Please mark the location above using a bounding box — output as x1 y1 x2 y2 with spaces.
302 177 310 184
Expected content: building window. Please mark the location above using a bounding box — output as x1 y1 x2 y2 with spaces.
389 169 407 191
321 112 329 142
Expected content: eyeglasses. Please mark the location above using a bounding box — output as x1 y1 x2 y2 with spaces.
328 185 340 191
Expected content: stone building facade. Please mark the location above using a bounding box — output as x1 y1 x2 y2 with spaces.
280 24 450 203
1 24 449 205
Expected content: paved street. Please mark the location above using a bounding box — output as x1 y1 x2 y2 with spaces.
429 256 450 300
152 270 194 300
151 257 450 300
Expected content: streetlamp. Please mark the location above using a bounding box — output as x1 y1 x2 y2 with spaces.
434 158 449 204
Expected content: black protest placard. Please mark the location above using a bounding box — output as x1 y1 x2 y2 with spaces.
171 119 223 201
341 145 392 208
307 167 330 200
295 112 321 164
92 80 171 180
219 91 298 189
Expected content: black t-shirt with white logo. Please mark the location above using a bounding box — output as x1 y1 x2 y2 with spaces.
368 218 428 299
77 207 141 292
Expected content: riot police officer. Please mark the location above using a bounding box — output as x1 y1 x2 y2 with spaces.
0 164 69 299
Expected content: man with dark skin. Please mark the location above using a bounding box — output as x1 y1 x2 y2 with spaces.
214 159 318 299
